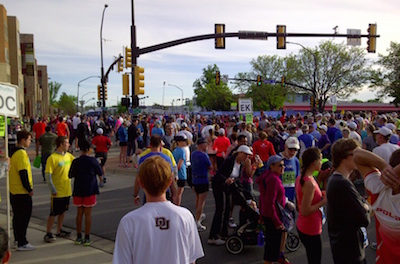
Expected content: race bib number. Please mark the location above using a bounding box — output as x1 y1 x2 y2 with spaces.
282 171 296 187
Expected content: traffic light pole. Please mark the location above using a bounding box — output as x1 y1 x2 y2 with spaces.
131 0 139 108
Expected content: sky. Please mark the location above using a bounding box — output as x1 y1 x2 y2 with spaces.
2 0 399 108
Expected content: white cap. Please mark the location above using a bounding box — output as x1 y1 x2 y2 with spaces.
374 127 392 136
181 122 188 128
324 113 331 118
385 123 396 131
348 122 357 130
237 145 253 155
319 125 328 132
96 128 103 135
218 128 225 135
285 137 300 149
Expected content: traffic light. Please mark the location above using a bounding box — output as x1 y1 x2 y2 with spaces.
277 25 286 49
134 66 145 95
315 98 319 108
125 47 132 68
257 75 262 86
121 97 130 107
118 55 124 72
216 71 220 85
104 83 108 100
310 96 314 108
215 24 225 49
122 74 129 95
97 85 102 101
281 76 286 87
367 23 377 53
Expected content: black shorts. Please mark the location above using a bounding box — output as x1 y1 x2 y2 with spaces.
50 197 70 216
177 179 187 187
119 142 127 147
194 183 209 194
126 141 136 156
95 152 108 166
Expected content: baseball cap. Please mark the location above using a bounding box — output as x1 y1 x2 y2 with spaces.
266 155 284 169
319 125 328 132
218 128 225 135
285 137 300 149
181 122 188 128
174 134 187 141
197 137 207 145
385 123 396 131
373 127 392 136
96 128 103 135
348 122 357 130
237 145 253 155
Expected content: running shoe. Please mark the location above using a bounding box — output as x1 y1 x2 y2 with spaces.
56 229 71 238
44 233 56 242
75 237 84 245
17 243 36 251
207 238 225 246
197 222 206 232
277 256 291 264
229 217 237 228
83 239 92 246
199 213 206 223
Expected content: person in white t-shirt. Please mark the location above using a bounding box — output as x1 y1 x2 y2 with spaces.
353 148 400 263
113 156 204 264
373 127 399 163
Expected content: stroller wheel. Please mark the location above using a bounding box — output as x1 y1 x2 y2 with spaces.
225 235 244 254
285 232 300 252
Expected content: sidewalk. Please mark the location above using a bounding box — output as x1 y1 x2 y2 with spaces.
1 144 138 264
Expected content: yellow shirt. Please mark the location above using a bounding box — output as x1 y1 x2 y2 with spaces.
139 148 177 167
45 152 75 198
10 149 33 195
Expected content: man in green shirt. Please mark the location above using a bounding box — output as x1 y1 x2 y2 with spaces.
39 126 57 182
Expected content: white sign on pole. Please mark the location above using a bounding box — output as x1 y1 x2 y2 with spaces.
0 82 19 118
222 75 229 83
347 29 361 46
238 98 253 114
329 95 337 105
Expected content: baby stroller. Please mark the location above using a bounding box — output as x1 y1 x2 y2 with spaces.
225 182 300 254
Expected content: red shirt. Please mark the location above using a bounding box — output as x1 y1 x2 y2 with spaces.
92 135 112 153
252 139 276 162
213 136 231 157
56 122 68 136
32 122 46 139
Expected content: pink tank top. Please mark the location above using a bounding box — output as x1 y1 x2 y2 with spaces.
295 175 323 235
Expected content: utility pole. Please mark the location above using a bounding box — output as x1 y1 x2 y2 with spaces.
131 0 139 108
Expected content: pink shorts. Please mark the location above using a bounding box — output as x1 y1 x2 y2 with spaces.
73 195 96 207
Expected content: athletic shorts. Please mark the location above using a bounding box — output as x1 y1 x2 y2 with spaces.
50 197 70 216
177 179 187 187
95 152 108 166
73 195 96 207
119 142 127 147
194 183 209 194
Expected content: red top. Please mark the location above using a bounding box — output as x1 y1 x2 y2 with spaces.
213 136 231 158
252 139 276 162
32 122 46 139
56 122 68 136
92 135 112 153
295 175 323 235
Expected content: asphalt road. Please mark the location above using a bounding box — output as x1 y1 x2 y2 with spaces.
0 144 378 263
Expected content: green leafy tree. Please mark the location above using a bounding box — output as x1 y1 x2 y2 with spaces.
233 55 287 110
57 92 77 116
49 81 62 107
193 64 233 110
286 40 369 112
370 42 400 106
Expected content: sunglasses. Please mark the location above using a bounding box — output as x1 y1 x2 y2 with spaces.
275 163 285 168
288 148 298 151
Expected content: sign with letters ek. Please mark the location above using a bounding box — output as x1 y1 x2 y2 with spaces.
238 98 253 114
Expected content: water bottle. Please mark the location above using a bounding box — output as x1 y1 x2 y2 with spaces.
257 230 265 246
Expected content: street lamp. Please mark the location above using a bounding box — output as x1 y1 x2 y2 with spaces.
100 4 109 108
77 76 100 112
287 41 318 112
168 83 184 110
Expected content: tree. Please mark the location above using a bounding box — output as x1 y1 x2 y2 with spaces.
49 81 62 107
57 92 77 116
286 41 369 112
233 55 287 110
370 42 400 106
193 64 233 110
